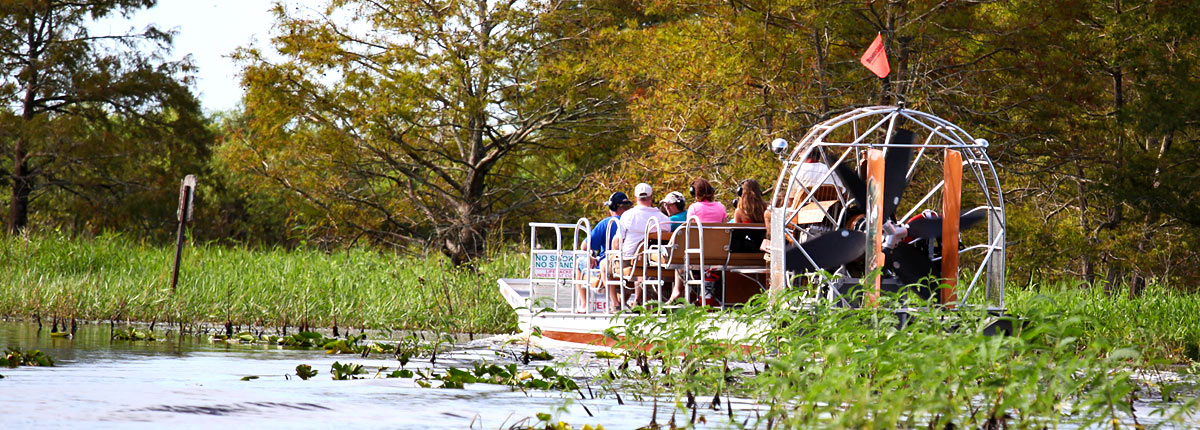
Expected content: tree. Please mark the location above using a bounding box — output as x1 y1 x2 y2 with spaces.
986 0 1200 290
565 0 1017 205
229 0 623 264
0 0 208 234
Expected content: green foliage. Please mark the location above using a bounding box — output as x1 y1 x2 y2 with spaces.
330 361 367 380
599 287 1195 428
0 233 521 333
1 347 54 368
1008 284 1200 363
0 0 1196 291
223 0 624 264
294 364 318 380
0 0 211 234
112 328 161 341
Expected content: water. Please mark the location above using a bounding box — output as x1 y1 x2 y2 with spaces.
0 321 735 429
3 321 1195 429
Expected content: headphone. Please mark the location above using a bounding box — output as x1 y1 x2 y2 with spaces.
688 185 695 197
734 180 746 198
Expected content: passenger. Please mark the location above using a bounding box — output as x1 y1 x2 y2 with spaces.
659 191 687 231
733 179 767 223
765 149 844 234
612 183 671 308
658 190 688 303
574 192 632 313
685 178 727 224
793 150 843 188
663 179 725 305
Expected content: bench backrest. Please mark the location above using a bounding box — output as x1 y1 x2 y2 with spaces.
652 223 767 267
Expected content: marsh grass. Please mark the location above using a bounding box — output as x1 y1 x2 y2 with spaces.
602 288 1200 429
0 233 523 334
1007 283 1200 363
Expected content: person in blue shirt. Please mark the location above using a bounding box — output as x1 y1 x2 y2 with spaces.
659 191 687 231
588 192 632 260
575 192 632 312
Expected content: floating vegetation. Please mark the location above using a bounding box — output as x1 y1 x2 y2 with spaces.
330 361 367 380
288 356 581 392
210 330 452 363
112 328 162 341
511 413 607 430
295 364 318 380
595 289 1200 429
407 363 579 391
2 348 55 368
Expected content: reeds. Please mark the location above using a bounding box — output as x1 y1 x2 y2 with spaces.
0 233 521 334
1008 282 1200 363
602 288 1200 429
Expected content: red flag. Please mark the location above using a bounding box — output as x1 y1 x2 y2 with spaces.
860 33 890 79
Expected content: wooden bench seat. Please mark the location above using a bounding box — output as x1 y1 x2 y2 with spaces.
646 223 768 270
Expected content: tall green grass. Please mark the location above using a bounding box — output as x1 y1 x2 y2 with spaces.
603 290 1199 429
0 233 523 334
1007 283 1200 363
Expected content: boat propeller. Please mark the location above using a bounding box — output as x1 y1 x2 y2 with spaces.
782 128 988 288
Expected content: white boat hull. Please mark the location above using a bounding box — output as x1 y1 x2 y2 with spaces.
498 278 762 346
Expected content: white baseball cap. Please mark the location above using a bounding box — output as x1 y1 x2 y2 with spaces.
660 191 685 205
634 183 653 198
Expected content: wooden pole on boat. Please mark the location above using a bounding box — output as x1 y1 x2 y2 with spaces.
940 150 962 306
864 149 886 307
170 175 197 293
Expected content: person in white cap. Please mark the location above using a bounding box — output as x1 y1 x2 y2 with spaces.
659 191 687 231
612 183 670 307
616 183 670 259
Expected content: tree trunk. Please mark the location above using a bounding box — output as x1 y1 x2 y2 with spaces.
9 9 41 235
7 136 30 234
1104 263 1123 294
445 201 484 266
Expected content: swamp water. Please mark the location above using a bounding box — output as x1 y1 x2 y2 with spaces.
3 320 1197 429
0 321 743 429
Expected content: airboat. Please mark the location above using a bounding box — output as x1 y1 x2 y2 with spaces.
497 105 1007 345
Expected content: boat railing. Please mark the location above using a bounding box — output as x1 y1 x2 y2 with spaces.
526 218 769 314
629 218 670 310
528 221 591 313
679 216 705 305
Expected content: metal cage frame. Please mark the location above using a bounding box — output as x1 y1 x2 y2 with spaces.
768 105 1007 309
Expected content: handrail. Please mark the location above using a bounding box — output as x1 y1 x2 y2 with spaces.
604 221 627 311
679 216 705 304
637 217 669 310
528 221 591 313
572 217 592 314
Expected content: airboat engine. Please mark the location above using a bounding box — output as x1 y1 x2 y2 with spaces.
767 106 1005 310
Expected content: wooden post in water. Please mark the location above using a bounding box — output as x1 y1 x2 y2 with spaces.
170 175 197 293
864 149 886 307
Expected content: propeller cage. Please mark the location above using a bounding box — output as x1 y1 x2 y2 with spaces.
768 106 1006 310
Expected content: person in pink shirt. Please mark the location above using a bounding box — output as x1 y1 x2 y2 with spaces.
686 178 727 224
665 178 726 305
